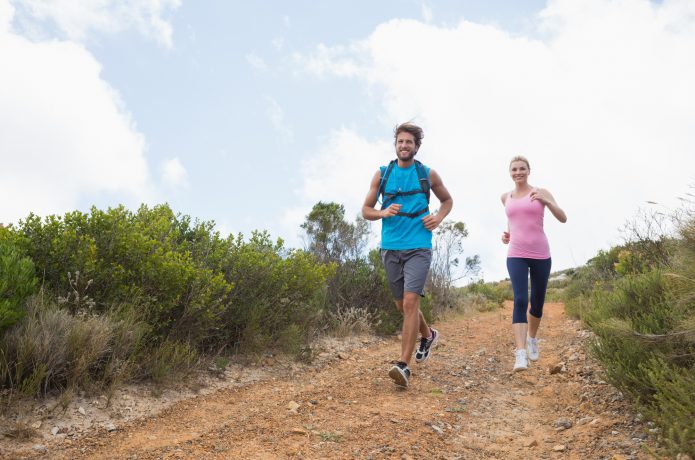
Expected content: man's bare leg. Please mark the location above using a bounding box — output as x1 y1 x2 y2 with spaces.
399 292 424 364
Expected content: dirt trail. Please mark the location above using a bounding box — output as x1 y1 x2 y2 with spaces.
3 302 654 459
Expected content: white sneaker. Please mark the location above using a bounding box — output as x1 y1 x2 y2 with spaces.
513 349 529 372
527 337 539 362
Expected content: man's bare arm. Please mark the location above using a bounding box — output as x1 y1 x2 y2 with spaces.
421 168 453 231
362 170 401 220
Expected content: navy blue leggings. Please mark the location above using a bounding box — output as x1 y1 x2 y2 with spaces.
507 257 552 324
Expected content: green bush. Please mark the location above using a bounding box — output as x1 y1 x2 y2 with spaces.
0 240 37 333
643 358 695 458
137 339 198 385
210 231 333 352
461 280 511 312
564 203 695 456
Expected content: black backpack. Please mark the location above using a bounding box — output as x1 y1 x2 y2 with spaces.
377 159 431 218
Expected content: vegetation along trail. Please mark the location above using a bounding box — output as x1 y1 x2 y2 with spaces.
5 302 655 459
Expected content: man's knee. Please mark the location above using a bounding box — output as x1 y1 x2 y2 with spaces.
402 292 420 313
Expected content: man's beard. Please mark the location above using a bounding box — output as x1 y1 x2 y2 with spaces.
397 150 416 161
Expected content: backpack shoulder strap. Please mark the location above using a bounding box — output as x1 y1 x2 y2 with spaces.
414 160 430 204
377 160 397 201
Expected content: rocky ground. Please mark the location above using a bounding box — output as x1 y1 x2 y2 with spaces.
0 302 656 459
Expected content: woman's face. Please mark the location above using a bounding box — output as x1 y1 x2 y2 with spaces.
509 161 530 184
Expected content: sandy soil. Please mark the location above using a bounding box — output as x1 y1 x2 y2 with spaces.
0 302 655 459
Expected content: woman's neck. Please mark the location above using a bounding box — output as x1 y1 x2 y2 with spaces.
514 183 532 194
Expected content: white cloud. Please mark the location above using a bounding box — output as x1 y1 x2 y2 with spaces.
161 158 189 189
272 37 284 50
0 1 153 223
12 0 181 47
265 96 294 142
281 127 392 250
292 0 695 281
246 51 268 71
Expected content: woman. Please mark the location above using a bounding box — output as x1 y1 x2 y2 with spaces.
501 156 566 372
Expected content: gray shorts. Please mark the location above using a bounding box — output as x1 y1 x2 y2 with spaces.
380 249 432 299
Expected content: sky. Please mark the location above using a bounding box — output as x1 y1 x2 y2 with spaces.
1 0 694 282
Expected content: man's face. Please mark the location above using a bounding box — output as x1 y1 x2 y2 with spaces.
395 131 418 162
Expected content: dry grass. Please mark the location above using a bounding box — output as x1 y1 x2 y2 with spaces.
327 306 380 337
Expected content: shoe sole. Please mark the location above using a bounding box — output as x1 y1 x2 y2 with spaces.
388 367 409 387
415 331 439 364
513 365 528 372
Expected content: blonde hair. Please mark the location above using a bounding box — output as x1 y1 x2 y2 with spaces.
509 155 530 170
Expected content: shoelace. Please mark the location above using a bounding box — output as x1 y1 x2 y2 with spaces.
419 337 428 351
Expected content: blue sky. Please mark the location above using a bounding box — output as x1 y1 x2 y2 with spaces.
1 0 694 281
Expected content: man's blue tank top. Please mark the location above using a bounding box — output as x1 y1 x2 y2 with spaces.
380 162 432 250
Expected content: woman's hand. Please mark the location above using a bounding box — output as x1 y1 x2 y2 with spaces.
502 231 510 244
530 188 552 205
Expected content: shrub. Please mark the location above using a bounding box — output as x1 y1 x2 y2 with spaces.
0 240 37 334
0 296 147 396
461 280 511 312
136 339 198 385
566 201 695 456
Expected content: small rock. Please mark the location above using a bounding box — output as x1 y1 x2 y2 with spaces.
78 407 86 416
549 364 563 375
291 428 307 435
612 455 628 460
555 418 573 429
523 439 538 448
105 423 117 432
589 418 601 427
51 427 60 436
430 425 444 435
676 455 693 460
337 352 349 360
577 416 593 426
287 401 300 411
552 445 566 452
32 444 47 453
31 420 42 429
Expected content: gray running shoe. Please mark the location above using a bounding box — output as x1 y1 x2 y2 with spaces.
415 328 439 363
389 362 411 387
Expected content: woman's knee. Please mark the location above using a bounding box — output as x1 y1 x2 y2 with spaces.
512 298 528 323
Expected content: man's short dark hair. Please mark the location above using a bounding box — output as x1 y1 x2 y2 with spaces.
394 122 424 148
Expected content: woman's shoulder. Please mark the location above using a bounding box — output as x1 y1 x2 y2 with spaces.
500 190 511 204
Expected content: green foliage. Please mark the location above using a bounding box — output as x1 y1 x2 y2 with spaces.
642 358 695 458
0 204 338 396
137 339 198 385
301 203 398 335
563 203 695 456
0 239 37 333
460 280 511 312
214 231 333 353
301 201 368 263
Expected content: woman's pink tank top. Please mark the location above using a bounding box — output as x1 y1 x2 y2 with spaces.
505 191 550 259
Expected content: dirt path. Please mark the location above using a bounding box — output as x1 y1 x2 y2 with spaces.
3 302 654 459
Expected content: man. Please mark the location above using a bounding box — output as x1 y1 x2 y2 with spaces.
362 122 453 387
